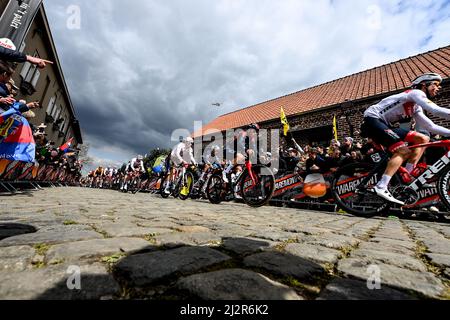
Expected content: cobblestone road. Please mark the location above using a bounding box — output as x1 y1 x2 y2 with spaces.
0 187 449 300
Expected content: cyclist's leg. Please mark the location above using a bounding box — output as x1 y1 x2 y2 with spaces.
222 149 237 183
364 117 411 204
404 131 430 173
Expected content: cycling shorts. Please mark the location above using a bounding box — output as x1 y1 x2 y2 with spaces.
362 117 410 153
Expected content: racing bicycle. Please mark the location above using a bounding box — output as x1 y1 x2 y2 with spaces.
331 139 450 217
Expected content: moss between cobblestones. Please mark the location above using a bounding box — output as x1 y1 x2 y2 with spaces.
143 234 158 245
404 224 450 300
63 220 78 226
282 276 322 299
33 243 51 256
32 261 46 269
274 238 300 252
101 253 126 266
89 225 111 238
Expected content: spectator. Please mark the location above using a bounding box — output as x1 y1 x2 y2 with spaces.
284 147 301 172
305 148 327 175
326 148 345 173
340 137 355 156
341 150 364 167
0 46 52 68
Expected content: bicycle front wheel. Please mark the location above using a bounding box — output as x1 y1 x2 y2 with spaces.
179 172 195 200
240 164 275 208
331 162 390 217
160 175 171 199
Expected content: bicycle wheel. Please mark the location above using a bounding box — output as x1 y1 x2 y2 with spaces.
207 174 225 204
437 165 450 212
179 172 195 200
332 162 390 217
159 175 171 198
172 176 182 198
131 178 141 194
240 164 275 208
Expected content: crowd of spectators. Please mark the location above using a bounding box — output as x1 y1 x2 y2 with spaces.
0 46 82 184
277 132 380 178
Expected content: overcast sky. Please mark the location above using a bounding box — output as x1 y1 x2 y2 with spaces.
44 0 450 169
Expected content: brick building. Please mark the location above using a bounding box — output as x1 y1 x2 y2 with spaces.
195 46 450 148
0 0 82 146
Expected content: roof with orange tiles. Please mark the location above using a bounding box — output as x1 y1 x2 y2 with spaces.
194 45 450 138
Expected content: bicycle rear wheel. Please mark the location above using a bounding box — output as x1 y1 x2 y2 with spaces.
437 165 450 213
331 162 390 217
240 164 275 208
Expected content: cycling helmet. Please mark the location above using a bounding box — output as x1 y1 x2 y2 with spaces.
411 73 442 86
247 123 260 131
185 137 194 144
137 155 144 160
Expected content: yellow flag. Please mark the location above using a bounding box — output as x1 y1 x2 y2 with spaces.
333 115 338 141
280 107 290 136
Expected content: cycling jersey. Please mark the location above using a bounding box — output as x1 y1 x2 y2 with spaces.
171 142 196 166
128 158 145 172
204 150 221 166
364 89 450 137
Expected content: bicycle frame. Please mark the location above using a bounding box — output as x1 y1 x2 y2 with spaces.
354 139 450 195
407 140 450 192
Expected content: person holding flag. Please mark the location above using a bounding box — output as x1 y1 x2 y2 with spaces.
0 101 37 163
281 107 304 154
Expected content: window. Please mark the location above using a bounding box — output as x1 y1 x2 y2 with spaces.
52 105 62 121
62 119 70 134
20 51 41 88
46 94 57 116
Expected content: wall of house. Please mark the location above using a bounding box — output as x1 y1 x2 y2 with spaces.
6 10 75 146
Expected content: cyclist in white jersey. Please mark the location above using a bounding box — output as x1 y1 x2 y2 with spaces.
121 155 145 191
163 137 197 194
362 73 449 205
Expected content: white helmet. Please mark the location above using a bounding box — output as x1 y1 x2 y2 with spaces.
185 137 194 144
137 155 143 160
412 73 442 86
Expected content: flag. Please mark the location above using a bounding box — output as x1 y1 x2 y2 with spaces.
59 137 74 153
333 115 338 141
280 107 290 136
0 102 35 163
